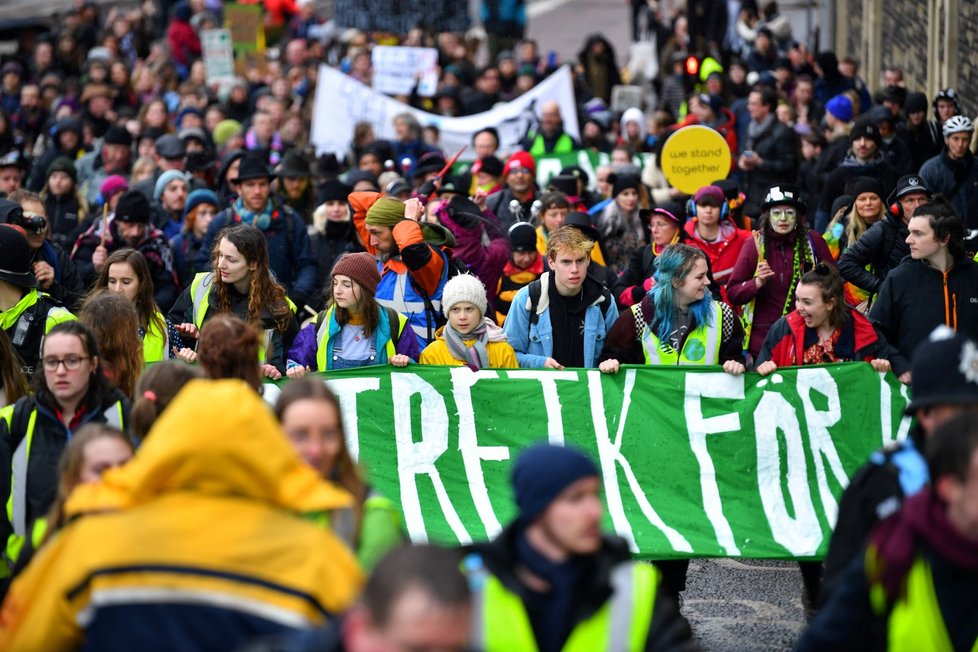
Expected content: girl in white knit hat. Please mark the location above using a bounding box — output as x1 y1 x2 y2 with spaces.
419 274 518 369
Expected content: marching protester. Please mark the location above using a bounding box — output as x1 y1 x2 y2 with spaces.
286 251 417 375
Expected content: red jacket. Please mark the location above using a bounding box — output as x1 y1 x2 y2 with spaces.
683 219 752 301
166 20 201 68
756 309 884 367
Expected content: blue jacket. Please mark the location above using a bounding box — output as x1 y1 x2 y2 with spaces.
502 272 618 368
195 198 318 309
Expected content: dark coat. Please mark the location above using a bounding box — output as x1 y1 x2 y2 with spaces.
837 212 909 296
741 119 800 218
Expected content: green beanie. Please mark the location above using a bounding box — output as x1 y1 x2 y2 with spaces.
365 197 405 227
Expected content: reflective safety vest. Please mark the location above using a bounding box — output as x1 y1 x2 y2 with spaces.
190 272 296 363
871 556 978 652
633 301 722 365
374 252 449 344
142 312 170 364
471 559 657 651
528 132 575 158
1 288 76 375
314 305 407 371
3 401 125 565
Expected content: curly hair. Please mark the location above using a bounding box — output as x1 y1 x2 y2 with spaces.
197 313 262 392
210 224 292 332
93 248 166 337
79 292 143 398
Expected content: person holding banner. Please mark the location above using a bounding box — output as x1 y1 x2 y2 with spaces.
465 443 694 651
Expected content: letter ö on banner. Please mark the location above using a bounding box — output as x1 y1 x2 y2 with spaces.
589 370 693 554
795 368 846 527
324 376 382 462
684 372 744 556
506 370 580 444
753 385 822 556
450 368 510 540
392 373 471 544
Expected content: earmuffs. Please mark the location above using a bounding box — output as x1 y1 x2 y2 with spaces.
686 197 729 221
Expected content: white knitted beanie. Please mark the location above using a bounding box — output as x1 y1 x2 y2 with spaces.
441 274 488 317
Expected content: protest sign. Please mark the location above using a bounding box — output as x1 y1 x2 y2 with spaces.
224 3 265 54
660 125 732 194
266 363 911 560
311 65 579 162
333 0 470 34
372 46 439 97
201 29 235 86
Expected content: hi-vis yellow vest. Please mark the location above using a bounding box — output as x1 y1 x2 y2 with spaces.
633 302 722 365
471 559 657 651
142 312 169 364
314 305 406 371
872 556 978 652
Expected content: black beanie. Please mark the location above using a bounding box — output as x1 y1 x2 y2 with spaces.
848 176 884 201
114 190 151 224
318 180 351 204
46 156 77 183
511 443 599 525
612 173 641 198
904 92 928 115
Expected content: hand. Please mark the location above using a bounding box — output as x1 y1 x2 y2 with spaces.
543 357 565 370
755 360 778 376
33 261 55 289
599 359 620 374
174 347 197 363
176 323 200 338
92 245 108 272
870 359 892 373
390 354 411 367
287 365 309 378
403 197 425 221
723 360 746 375
899 371 912 384
472 188 488 211
754 261 774 288
261 364 282 380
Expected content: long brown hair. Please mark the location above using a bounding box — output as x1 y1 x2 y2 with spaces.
44 423 133 537
93 248 166 337
328 281 380 338
274 377 366 534
79 291 143 398
197 313 262 392
798 263 847 331
211 224 292 332
0 328 29 404
130 360 201 441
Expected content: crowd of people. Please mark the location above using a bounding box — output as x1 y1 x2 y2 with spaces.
0 0 976 649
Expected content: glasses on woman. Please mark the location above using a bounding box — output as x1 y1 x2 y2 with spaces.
42 355 90 371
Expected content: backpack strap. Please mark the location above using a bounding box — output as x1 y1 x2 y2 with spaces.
385 306 402 347
528 278 542 327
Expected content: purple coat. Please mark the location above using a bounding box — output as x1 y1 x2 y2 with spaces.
287 310 421 371
436 203 510 312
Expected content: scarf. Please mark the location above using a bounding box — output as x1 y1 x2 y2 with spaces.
233 196 273 230
245 129 283 165
747 113 776 145
442 317 507 370
515 527 584 652
868 490 978 604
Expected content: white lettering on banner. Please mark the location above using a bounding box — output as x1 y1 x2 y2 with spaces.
796 369 846 527
589 369 693 553
880 373 913 445
391 373 471 544
450 368 510 540
684 373 744 556
754 390 822 556
506 370 580 444
325 376 382 462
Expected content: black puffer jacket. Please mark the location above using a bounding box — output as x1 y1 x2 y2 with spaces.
837 212 909 295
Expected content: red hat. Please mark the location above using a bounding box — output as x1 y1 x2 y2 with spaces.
504 151 536 176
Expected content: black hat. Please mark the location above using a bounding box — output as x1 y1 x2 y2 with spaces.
0 199 23 224
318 180 351 204
889 175 931 204
0 225 36 289
849 118 882 147
103 124 133 147
847 176 884 200
435 175 464 195
184 150 215 173
54 117 82 138
114 190 151 224
904 92 928 115
508 222 537 252
867 105 895 126
762 184 807 213
563 211 600 241
233 154 273 183
155 134 186 160
906 327 978 413
412 152 447 179
474 155 503 177
611 173 641 198
713 179 740 201
547 174 579 197
140 126 166 143
560 165 589 185
830 194 853 218
0 149 23 170
178 127 209 145
446 195 484 225
46 156 77 183
346 169 380 191
641 201 686 226
316 153 341 179
276 149 312 178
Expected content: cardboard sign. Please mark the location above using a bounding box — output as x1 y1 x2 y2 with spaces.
224 3 265 54
372 46 439 97
660 125 732 195
202 29 235 86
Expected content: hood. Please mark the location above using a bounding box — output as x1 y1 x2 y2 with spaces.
620 107 646 142
66 379 352 516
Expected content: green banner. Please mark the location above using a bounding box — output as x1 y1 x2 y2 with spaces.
454 150 650 190
265 363 911 560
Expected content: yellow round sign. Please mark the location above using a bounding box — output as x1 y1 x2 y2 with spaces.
659 125 732 195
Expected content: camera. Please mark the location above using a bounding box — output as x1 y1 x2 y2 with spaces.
16 211 47 235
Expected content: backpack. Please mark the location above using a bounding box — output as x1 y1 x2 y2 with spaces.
526 275 614 329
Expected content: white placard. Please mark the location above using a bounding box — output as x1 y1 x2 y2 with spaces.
371 46 439 97
202 29 235 86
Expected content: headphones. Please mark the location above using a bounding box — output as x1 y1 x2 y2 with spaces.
686 197 729 221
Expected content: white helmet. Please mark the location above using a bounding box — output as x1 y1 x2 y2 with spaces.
942 114 974 137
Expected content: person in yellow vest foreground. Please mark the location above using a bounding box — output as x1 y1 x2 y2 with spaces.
465 443 695 651
598 243 746 602
0 378 363 650
795 413 978 650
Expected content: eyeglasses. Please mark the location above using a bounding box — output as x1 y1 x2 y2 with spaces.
508 168 532 176
769 208 797 220
42 355 90 371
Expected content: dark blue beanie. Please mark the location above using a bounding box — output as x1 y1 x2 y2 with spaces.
511 443 599 525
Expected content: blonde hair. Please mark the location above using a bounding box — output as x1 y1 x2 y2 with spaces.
546 225 595 261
